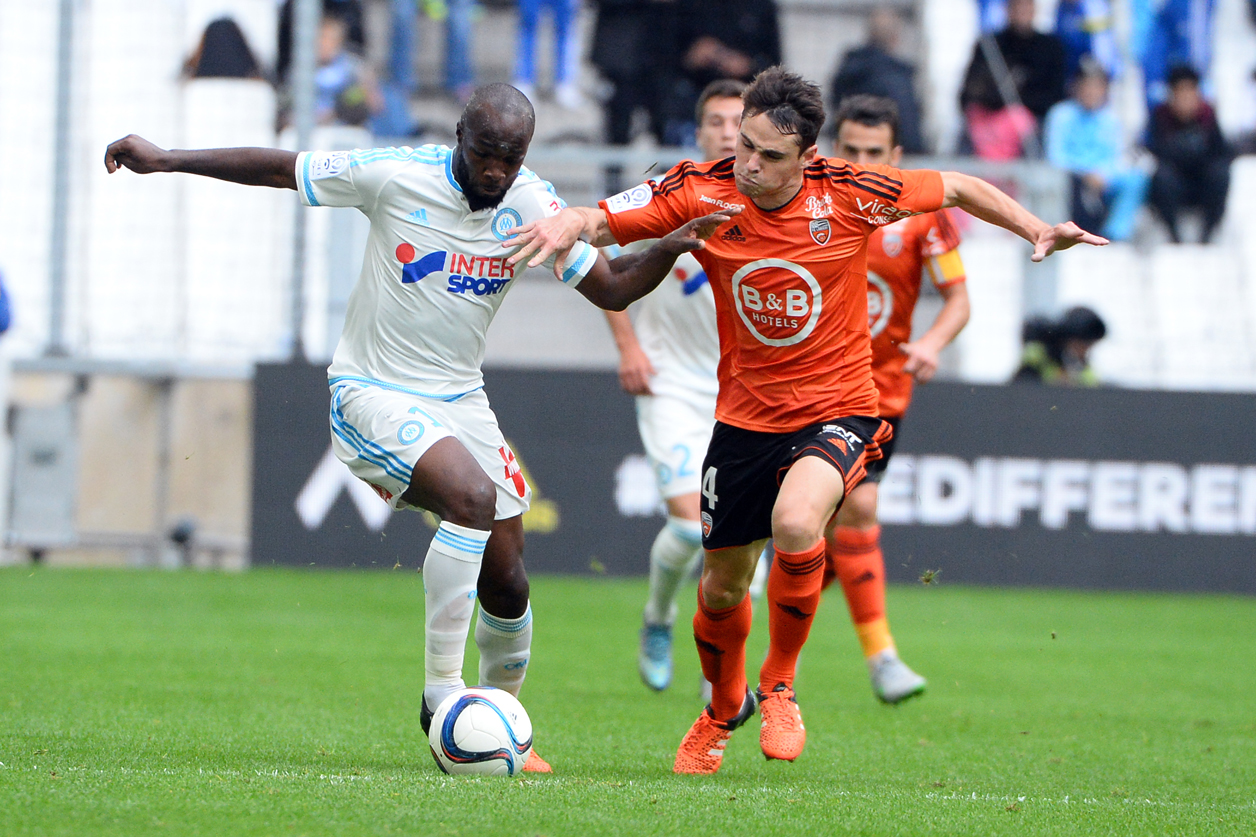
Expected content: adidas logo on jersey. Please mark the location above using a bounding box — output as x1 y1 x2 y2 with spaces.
720 224 746 242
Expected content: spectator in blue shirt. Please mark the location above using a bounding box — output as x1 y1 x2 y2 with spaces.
1044 60 1149 241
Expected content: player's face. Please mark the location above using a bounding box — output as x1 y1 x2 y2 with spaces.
734 112 816 207
695 96 743 162
456 121 530 210
832 121 901 168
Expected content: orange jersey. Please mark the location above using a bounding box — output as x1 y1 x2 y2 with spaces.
601 157 945 432
866 210 966 417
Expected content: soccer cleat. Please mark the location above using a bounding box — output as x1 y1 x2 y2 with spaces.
673 689 756 775
638 622 674 691
868 650 927 705
420 695 434 736
522 748 552 773
756 683 805 761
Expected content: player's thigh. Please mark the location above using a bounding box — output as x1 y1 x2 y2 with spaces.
635 393 715 502
426 390 534 522
329 382 460 511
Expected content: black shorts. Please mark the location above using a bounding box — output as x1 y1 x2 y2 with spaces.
862 415 902 484
698 416 893 550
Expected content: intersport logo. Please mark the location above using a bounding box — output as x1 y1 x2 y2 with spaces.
879 454 1256 535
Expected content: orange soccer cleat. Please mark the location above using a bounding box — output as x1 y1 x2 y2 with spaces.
756 683 805 761
522 748 552 773
673 689 756 775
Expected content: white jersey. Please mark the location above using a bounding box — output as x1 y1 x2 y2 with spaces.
625 247 720 406
296 145 597 399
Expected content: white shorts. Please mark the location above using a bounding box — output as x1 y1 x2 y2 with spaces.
329 381 531 519
635 392 716 500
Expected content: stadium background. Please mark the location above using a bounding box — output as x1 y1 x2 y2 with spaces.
0 0 1253 593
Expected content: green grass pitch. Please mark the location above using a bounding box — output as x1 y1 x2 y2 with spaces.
2 566 1253 836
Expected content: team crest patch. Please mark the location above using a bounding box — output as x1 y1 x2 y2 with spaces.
809 218 831 246
700 512 713 538
881 231 904 258
491 207 523 241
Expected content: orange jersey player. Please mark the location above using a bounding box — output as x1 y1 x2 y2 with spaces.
823 95 972 706
505 68 1105 775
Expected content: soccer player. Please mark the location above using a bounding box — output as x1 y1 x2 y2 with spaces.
603 79 745 692
507 66 1105 775
824 95 970 704
103 84 734 774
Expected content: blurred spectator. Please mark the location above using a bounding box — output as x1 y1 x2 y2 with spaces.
828 8 925 153
277 0 365 85
669 0 780 144
0 271 11 337
313 13 383 127
591 0 680 191
1044 60 1149 242
372 0 423 137
960 0 1067 159
976 0 1009 34
1054 0 1120 83
1145 65 1231 243
514 0 584 109
432 0 477 101
1142 0 1216 107
183 17 264 79
1012 307 1107 386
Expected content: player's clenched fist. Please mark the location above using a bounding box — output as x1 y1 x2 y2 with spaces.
104 135 171 175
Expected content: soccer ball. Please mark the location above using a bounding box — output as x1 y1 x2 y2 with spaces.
427 687 533 776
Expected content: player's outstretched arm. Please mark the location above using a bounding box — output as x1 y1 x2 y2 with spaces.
939 171 1108 262
505 207 616 276
104 134 298 190
576 211 736 311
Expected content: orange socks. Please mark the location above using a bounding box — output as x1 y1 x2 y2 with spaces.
827 525 893 658
758 540 826 691
693 586 753 721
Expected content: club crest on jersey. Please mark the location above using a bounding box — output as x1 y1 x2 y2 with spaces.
881 231 903 257
491 207 523 241
867 272 893 337
808 218 831 246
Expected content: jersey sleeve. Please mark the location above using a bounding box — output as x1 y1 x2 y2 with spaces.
920 211 967 288
599 163 701 245
836 164 945 231
505 172 599 287
295 148 410 214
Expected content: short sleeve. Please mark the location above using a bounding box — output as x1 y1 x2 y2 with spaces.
599 163 700 245
295 148 410 214
836 164 945 231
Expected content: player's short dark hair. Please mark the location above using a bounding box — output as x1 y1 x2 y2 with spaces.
695 79 747 123
832 94 900 148
741 66 825 151
1167 64 1201 89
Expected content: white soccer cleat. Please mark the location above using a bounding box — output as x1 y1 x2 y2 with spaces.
868 650 926 705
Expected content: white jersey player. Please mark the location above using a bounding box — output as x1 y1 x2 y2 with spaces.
104 84 737 773
601 81 750 692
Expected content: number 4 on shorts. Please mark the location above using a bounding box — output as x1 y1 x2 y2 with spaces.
702 466 718 508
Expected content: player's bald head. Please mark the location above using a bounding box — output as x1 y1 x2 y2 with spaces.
459 83 536 149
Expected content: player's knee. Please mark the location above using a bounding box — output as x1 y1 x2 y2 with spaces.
443 477 497 530
771 505 826 551
701 576 748 610
839 487 878 529
479 562 530 618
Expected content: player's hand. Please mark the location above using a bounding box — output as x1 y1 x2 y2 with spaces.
504 210 586 274
900 340 941 383
658 210 740 255
1031 222 1108 262
617 344 655 395
104 134 172 175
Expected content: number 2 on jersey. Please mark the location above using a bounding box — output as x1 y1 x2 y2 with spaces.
702 466 718 508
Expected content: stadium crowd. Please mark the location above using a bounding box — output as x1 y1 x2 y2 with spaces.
174 0 1256 246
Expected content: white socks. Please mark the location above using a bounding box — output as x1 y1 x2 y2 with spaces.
476 603 532 697
423 521 490 711
643 516 704 626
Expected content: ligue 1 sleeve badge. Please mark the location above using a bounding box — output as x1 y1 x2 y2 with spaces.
809 218 831 246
